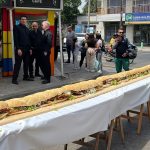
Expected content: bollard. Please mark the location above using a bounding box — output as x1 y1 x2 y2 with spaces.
141 41 144 49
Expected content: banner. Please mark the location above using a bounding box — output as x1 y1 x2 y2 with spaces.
125 13 150 22
15 0 62 10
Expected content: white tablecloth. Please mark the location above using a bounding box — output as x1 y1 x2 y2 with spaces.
0 77 150 150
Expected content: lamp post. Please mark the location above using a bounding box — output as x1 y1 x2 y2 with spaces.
120 0 123 28
88 0 91 28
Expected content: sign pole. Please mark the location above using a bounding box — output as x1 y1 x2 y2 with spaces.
9 8 15 67
88 0 91 28
58 11 64 77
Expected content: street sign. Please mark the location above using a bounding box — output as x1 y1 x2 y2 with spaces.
15 0 63 10
0 0 12 8
125 13 150 22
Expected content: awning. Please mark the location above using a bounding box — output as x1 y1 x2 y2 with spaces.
125 21 150 25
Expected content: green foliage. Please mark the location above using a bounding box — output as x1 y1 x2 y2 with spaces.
62 0 81 25
83 0 97 14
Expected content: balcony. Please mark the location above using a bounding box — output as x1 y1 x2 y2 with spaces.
97 6 125 15
97 4 150 15
133 5 150 13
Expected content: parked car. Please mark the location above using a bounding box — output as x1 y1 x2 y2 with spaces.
63 33 86 48
75 33 86 45
63 37 67 51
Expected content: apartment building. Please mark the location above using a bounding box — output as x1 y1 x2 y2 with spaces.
77 0 150 45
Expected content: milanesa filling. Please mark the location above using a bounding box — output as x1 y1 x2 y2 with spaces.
0 67 150 119
0 108 10 114
12 105 38 112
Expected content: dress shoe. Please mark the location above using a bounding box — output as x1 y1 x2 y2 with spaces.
41 76 45 80
41 80 50 84
12 80 19 85
23 77 34 81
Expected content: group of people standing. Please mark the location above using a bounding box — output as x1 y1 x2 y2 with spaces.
12 19 131 85
65 26 131 74
12 16 52 85
65 25 104 74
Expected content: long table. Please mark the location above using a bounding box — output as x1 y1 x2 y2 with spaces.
0 77 150 150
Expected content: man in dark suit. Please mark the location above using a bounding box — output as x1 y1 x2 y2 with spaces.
29 22 42 78
39 21 52 84
12 16 33 84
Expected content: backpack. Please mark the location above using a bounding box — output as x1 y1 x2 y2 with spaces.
128 44 138 59
124 38 138 59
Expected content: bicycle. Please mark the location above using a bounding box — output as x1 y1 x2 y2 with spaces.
129 58 134 64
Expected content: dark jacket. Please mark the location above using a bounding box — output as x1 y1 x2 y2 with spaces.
13 24 30 51
113 38 129 58
40 29 52 53
29 29 42 51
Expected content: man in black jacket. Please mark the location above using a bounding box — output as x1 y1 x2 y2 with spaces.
112 28 130 73
12 16 33 84
40 21 52 84
29 22 42 78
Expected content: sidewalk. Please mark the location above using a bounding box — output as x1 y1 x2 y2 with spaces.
137 46 150 52
0 59 110 100
0 49 150 100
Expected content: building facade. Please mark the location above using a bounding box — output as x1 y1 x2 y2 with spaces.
77 0 150 45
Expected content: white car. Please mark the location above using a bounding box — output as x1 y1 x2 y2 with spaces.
75 33 86 45
63 33 86 48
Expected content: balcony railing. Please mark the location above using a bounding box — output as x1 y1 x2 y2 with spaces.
97 4 150 14
133 5 150 13
97 6 126 14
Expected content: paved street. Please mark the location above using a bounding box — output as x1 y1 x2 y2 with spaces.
0 47 150 150
0 47 150 100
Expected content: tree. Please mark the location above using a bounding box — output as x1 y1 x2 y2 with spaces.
62 0 81 25
83 0 97 14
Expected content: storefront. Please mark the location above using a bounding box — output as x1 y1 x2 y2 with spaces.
125 13 150 46
0 0 62 77
134 24 150 45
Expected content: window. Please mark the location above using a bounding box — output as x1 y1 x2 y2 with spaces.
97 0 102 8
107 0 126 7
133 0 150 6
133 0 150 12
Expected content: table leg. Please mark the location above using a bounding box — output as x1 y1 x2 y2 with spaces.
137 104 144 135
147 101 150 120
118 116 125 143
107 119 115 150
64 144 68 150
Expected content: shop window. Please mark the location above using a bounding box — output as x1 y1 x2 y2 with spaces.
134 25 150 45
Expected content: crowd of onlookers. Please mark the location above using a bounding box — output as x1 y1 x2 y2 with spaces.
64 26 131 75
2 16 133 85
65 25 104 74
